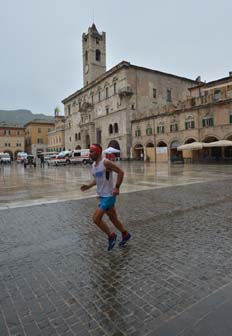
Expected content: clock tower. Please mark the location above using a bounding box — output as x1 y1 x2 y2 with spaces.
82 24 106 86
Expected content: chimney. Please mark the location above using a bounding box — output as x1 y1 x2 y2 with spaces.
229 71 232 77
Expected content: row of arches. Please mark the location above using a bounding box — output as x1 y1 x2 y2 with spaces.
133 134 232 162
1 150 23 160
75 139 121 152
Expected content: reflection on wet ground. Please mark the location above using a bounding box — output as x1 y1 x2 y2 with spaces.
0 161 232 209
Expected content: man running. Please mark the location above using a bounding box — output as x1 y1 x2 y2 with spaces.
80 144 131 251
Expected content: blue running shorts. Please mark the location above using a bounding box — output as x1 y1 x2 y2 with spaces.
98 196 116 211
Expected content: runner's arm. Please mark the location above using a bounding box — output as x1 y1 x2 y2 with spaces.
104 160 124 194
80 179 96 191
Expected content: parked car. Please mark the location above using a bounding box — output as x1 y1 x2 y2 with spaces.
0 152 11 164
54 151 71 166
39 152 58 162
48 151 71 166
24 155 36 168
47 154 58 166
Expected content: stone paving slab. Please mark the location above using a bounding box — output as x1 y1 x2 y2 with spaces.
150 281 232 336
0 179 232 335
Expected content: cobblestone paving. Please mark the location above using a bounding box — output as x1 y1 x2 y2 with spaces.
0 178 232 335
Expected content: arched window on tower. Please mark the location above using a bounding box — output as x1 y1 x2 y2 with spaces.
114 123 118 133
96 49 101 61
109 124 113 134
85 50 88 62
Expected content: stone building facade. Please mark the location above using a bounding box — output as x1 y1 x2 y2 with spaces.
132 74 232 162
0 124 25 159
47 110 65 153
25 119 54 156
62 24 198 158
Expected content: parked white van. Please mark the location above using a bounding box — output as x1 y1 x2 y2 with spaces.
0 152 11 164
68 149 92 165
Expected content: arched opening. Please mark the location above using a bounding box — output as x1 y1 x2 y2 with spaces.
107 140 121 160
156 141 168 162
109 124 113 134
96 49 101 61
182 138 200 162
85 50 88 62
134 144 144 160
184 138 197 144
4 150 13 161
157 141 167 147
146 143 155 162
114 123 118 133
86 134 90 149
201 135 221 162
202 136 219 143
170 140 183 162
75 145 81 150
108 140 120 150
14 150 22 160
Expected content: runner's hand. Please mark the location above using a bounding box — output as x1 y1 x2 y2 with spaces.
113 187 119 196
81 184 89 191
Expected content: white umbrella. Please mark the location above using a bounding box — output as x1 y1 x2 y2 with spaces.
203 140 232 147
177 142 204 151
103 147 121 154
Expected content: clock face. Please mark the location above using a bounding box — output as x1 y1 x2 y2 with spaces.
85 64 89 74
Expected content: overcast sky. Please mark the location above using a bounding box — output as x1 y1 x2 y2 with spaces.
0 0 231 116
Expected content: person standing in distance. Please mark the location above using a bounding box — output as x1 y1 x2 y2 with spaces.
81 144 131 251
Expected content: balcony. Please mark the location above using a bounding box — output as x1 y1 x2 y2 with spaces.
79 102 93 112
118 86 133 97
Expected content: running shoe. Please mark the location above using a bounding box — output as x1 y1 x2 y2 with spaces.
108 233 117 251
119 231 131 247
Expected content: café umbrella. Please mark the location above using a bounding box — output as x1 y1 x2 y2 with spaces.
103 147 121 154
177 142 204 151
203 140 232 147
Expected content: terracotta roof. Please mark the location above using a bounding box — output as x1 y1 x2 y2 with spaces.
24 119 55 127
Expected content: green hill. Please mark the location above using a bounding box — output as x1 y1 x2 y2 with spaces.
0 109 54 126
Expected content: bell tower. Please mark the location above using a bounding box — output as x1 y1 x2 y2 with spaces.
82 24 106 86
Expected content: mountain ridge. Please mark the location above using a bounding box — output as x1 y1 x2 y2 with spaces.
0 109 54 126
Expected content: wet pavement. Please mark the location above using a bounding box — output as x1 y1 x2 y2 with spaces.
1 162 232 335
1 161 232 209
